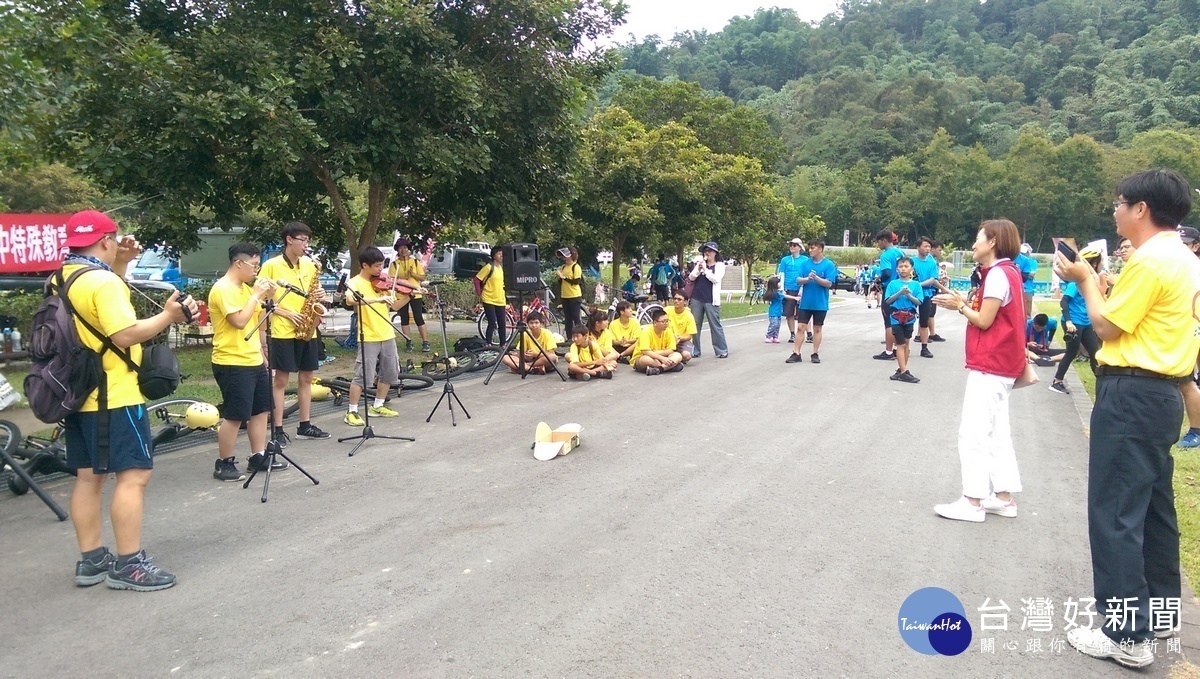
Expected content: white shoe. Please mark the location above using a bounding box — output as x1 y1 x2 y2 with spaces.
1066 627 1154 668
934 496 985 523
980 495 1018 518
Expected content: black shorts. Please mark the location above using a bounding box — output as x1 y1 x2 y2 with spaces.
213 363 273 422
918 297 934 328
796 309 828 326
782 292 800 318
396 298 426 327
269 338 321 373
65 405 154 474
891 322 915 343
880 300 892 329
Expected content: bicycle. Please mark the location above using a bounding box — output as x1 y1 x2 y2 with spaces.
597 284 664 325
747 275 766 305
475 288 563 340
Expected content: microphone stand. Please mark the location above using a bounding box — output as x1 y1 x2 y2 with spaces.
243 293 319 502
338 286 415 456
425 282 471 425
483 287 567 385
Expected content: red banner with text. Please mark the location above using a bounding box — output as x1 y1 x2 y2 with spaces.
0 214 72 273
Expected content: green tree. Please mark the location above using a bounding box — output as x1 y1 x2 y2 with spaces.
30 0 623 271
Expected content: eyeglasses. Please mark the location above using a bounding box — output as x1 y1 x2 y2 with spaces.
289 236 311 244
1113 200 1134 211
236 260 261 272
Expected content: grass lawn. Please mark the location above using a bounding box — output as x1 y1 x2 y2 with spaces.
1034 300 1199 588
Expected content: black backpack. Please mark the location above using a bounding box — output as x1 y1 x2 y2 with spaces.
24 268 105 423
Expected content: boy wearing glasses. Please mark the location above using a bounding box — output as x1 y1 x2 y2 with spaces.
665 290 698 362
209 243 282 481
259 221 331 445
632 308 683 376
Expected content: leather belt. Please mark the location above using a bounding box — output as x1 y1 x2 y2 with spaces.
1095 366 1186 384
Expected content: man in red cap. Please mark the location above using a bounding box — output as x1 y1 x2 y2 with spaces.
59 210 196 591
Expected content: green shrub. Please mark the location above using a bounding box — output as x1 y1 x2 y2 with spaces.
0 290 43 332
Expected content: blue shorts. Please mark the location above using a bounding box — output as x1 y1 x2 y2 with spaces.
65 405 154 474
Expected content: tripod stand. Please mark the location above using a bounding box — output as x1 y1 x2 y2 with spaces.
483 288 567 384
425 282 471 425
243 297 319 502
338 285 415 456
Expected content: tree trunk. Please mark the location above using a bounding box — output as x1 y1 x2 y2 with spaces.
611 235 625 290
313 161 360 272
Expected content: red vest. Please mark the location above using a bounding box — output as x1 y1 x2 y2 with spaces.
964 259 1026 379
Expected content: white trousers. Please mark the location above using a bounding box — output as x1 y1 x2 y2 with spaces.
958 370 1022 498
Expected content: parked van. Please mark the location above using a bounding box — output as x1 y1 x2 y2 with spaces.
425 247 494 280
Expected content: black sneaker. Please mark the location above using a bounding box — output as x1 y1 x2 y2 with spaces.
296 423 331 439
889 369 902 381
810 353 821 364
248 453 288 472
75 548 115 587
422 341 431 352
920 346 934 359
645 366 661 376
213 457 246 482
106 550 177 592
1049 381 1070 395
272 428 290 449
873 351 896 360
898 371 921 383
405 339 413 352
929 334 946 343
785 353 803 364
806 332 814 343
788 332 796 343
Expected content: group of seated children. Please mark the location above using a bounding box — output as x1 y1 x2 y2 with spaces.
501 292 701 379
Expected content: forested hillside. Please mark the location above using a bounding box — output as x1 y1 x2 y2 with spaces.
617 0 1200 249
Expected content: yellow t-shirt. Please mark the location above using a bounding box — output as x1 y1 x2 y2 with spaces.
567 340 605 364
208 277 264 367
347 275 396 342
1096 230 1200 377
665 305 698 339
61 263 143 411
559 262 582 299
609 317 640 344
631 325 677 362
592 328 616 356
259 254 319 339
516 327 557 354
389 257 424 300
477 262 506 306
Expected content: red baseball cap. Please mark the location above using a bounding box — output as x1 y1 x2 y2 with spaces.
63 210 117 248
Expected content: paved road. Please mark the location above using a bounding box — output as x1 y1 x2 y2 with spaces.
0 298 1185 677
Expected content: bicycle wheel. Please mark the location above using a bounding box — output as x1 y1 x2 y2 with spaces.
422 352 474 380
468 346 501 371
395 374 435 391
476 308 488 338
636 304 664 326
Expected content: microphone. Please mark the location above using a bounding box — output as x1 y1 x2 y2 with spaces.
336 272 348 294
274 280 309 298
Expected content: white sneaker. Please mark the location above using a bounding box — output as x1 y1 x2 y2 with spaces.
1067 627 1154 668
980 495 1018 518
934 496 985 523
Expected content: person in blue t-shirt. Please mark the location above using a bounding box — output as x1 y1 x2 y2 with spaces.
785 240 838 365
620 273 640 302
884 256 922 383
1025 313 1064 365
1049 250 1103 394
912 236 941 359
776 237 810 343
1016 244 1038 318
874 230 904 360
648 253 675 302
762 276 788 343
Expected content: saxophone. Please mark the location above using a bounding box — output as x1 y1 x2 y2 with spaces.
294 257 327 341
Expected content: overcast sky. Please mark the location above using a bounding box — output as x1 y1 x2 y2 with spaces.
605 0 843 44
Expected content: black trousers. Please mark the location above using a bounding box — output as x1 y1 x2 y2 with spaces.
1089 375 1183 643
483 303 507 346
1054 325 1100 381
562 297 583 335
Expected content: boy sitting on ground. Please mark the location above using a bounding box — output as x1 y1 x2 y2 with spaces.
665 290 698 362
1025 313 1065 365
567 325 615 381
501 311 558 375
632 308 683 376
608 301 640 363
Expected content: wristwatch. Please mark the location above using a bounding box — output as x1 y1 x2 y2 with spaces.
958 305 967 315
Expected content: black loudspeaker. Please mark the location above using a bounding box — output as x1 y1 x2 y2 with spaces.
502 243 542 292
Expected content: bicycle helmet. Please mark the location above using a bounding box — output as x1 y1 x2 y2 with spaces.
185 402 220 430
1078 246 1103 261
311 383 332 401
